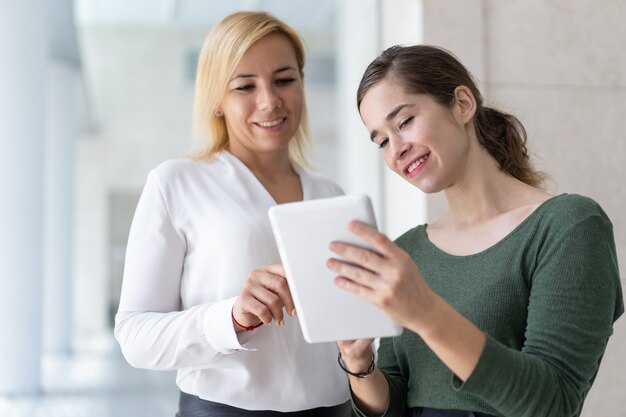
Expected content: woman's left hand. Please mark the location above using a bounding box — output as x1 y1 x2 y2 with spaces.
326 220 435 331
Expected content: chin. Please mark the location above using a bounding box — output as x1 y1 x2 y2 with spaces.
258 134 292 146
409 180 442 195
417 187 439 195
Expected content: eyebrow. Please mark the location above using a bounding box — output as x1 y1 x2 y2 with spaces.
230 66 297 81
369 103 414 141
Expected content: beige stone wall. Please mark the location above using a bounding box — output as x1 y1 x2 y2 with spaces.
423 0 626 415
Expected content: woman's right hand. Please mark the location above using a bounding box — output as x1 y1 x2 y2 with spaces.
232 264 296 331
337 338 375 375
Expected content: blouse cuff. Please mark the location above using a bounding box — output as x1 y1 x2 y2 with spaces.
203 296 257 354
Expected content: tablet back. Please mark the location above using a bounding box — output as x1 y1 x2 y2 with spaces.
268 194 402 343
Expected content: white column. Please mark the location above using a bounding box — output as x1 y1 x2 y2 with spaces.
337 0 426 237
380 0 427 238
43 62 79 355
0 0 48 395
336 0 384 226
74 141 110 343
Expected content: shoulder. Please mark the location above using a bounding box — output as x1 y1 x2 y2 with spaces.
394 224 427 251
150 158 208 182
139 158 222 207
539 194 612 228
543 193 607 216
147 157 225 190
529 194 616 256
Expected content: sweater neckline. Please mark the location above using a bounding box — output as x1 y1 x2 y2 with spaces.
420 193 568 259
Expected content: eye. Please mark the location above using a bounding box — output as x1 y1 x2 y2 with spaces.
399 116 414 129
235 84 255 91
377 138 389 149
276 77 296 86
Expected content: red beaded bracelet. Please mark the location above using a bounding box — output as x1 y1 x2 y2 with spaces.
231 309 263 331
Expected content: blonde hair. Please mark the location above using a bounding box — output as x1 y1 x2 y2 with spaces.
190 11 310 164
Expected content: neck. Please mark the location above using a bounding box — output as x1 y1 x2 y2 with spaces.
227 146 294 181
440 147 545 226
444 172 522 224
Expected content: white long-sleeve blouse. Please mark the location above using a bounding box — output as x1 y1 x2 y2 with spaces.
114 151 349 411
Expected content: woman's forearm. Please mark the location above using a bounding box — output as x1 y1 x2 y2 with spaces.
411 293 486 382
348 368 390 416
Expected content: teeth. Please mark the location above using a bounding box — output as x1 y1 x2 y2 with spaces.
407 157 425 174
257 119 283 128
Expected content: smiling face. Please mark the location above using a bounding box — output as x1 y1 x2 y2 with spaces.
218 32 304 160
359 77 473 194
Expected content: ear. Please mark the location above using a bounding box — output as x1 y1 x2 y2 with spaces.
215 108 223 117
452 85 477 125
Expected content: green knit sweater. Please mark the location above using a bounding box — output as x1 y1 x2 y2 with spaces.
355 194 623 417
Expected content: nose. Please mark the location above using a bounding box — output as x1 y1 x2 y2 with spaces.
389 135 411 160
257 84 282 111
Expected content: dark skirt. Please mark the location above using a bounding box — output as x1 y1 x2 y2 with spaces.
411 407 497 417
176 391 354 417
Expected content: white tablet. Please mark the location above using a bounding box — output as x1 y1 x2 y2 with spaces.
268 194 402 343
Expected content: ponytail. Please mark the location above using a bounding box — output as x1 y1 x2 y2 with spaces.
475 107 546 188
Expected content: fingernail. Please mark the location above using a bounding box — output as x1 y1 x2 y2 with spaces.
291 308 297 317
278 319 284 327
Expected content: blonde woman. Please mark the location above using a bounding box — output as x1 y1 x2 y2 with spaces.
114 11 352 417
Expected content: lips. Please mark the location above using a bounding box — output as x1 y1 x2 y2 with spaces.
255 117 286 128
403 153 430 176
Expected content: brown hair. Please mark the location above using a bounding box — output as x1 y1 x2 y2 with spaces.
357 45 545 187
190 11 310 164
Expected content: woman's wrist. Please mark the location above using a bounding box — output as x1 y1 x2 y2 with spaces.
407 290 445 337
338 351 376 378
231 308 262 332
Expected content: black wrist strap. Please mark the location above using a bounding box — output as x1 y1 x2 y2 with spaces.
337 351 376 378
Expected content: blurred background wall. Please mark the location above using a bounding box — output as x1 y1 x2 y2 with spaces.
1 0 624 416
